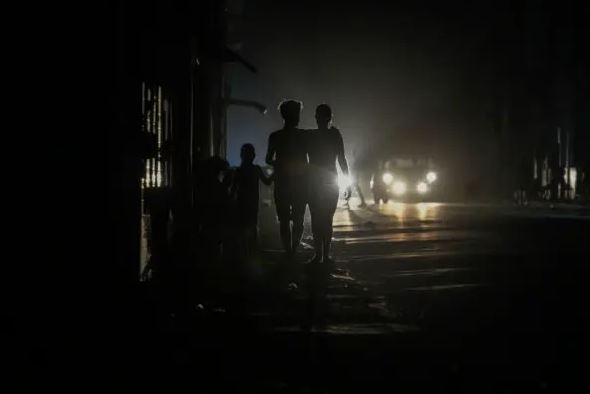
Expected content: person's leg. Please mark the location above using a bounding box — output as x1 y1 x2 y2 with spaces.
274 185 292 256
251 224 259 254
291 207 305 255
355 183 366 207
279 220 291 255
309 200 323 262
322 215 332 261
240 208 258 261
290 180 308 256
322 187 339 262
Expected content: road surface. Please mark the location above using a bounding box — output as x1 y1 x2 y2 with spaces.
123 201 590 392
253 200 590 392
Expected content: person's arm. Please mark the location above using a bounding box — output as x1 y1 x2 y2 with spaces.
265 133 276 166
257 166 273 186
336 130 352 199
336 130 349 176
225 168 236 198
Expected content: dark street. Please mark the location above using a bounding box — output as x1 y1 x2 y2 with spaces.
104 0 590 392
125 201 590 392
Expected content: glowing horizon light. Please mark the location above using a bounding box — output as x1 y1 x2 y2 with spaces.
392 181 407 195
382 172 393 185
426 171 437 183
416 181 429 194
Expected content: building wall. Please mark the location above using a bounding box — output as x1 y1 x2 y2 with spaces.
112 0 232 283
493 0 588 199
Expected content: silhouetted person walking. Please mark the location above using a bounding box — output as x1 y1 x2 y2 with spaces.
346 149 367 208
550 166 567 201
231 144 272 261
266 100 309 259
308 104 350 264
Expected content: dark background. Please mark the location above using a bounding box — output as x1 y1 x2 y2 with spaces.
226 0 587 198
228 1 513 166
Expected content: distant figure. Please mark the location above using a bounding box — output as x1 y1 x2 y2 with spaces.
370 159 388 204
308 104 351 264
231 144 272 260
550 166 567 201
515 157 530 206
344 149 367 209
265 100 309 259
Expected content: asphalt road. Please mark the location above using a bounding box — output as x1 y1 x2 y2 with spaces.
106 200 590 393
252 200 590 392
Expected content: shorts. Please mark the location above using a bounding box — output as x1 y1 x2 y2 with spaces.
308 182 339 218
274 178 307 224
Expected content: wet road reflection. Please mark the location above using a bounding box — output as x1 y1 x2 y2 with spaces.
255 199 590 391
328 201 590 288
261 200 590 322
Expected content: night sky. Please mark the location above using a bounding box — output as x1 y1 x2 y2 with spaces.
227 0 517 179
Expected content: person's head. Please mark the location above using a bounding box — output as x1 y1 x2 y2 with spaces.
240 143 255 164
278 99 302 127
315 104 332 129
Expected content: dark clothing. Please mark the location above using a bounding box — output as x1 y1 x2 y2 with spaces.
307 128 344 206
308 128 344 184
267 128 309 179
274 175 308 223
309 183 339 219
233 164 267 226
199 176 230 230
307 128 345 251
266 127 309 223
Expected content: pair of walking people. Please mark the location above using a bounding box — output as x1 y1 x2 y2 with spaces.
265 100 351 264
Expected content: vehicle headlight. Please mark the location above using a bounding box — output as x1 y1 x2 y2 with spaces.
382 172 393 185
426 171 437 183
416 182 429 194
392 181 406 195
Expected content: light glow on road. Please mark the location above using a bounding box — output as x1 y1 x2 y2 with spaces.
389 201 407 222
416 202 441 221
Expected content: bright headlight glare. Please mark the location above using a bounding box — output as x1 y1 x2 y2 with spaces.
337 174 351 191
416 182 428 194
382 172 393 185
392 181 407 195
426 171 437 183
